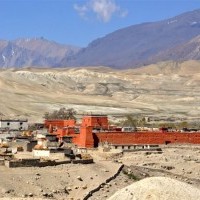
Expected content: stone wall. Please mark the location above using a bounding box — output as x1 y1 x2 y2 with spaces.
83 164 124 200
0 159 4 166
5 158 92 168
5 158 40 168
72 159 93 164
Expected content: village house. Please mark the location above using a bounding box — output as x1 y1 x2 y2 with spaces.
0 119 28 131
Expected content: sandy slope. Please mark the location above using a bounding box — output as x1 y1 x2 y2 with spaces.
108 177 200 200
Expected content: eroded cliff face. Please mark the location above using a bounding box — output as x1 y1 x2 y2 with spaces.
0 60 200 121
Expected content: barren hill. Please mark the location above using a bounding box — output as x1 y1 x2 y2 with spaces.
153 35 200 61
0 60 200 122
66 9 200 68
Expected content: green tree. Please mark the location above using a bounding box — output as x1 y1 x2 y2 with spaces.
177 121 188 129
44 107 77 120
138 117 146 127
122 115 138 127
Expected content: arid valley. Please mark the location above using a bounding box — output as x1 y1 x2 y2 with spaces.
1 60 200 123
1 3 200 200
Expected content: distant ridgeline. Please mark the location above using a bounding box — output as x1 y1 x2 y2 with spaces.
1 10 200 68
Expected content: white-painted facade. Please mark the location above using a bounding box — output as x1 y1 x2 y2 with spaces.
0 120 28 130
33 149 50 157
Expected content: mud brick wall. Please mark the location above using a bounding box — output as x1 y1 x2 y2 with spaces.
95 132 200 145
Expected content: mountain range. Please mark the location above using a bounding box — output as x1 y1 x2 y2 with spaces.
1 9 200 68
0 38 80 68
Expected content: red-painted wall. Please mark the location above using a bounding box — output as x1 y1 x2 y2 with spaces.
44 119 75 128
81 116 108 129
76 127 94 148
45 116 200 148
95 132 200 145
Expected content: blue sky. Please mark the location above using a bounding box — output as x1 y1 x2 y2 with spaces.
0 0 200 47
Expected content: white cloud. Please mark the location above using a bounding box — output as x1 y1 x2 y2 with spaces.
74 0 128 22
74 4 88 18
119 9 128 18
91 0 119 22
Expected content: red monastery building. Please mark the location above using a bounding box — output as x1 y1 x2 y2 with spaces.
44 115 200 148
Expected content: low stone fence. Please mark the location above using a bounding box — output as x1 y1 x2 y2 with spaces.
5 158 93 168
72 159 93 164
83 164 124 200
5 158 40 168
38 160 71 167
0 159 4 166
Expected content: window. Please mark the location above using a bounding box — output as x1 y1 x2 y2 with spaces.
7 122 10 126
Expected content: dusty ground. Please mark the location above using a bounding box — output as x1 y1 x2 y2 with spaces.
87 144 200 199
0 160 121 200
0 144 199 200
120 144 200 183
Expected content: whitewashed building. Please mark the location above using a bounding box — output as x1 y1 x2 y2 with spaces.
0 119 28 131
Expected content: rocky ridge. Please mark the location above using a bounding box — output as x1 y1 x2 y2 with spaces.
66 9 200 68
1 10 200 68
0 38 79 68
